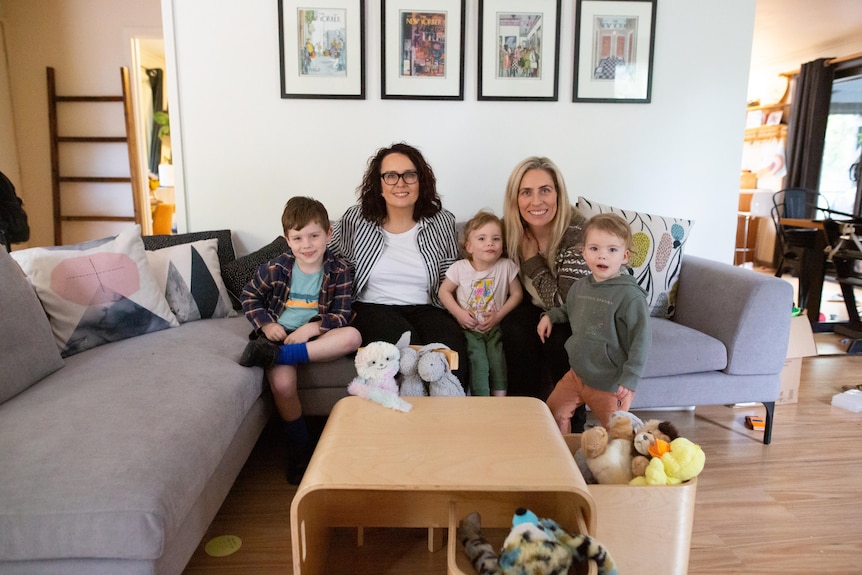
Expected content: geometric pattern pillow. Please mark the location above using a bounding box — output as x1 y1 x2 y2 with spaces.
577 196 694 318
145 238 236 323
10 225 179 357
220 235 289 309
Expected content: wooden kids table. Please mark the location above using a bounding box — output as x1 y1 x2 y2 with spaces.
290 396 595 575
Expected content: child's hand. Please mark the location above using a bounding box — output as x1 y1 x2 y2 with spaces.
476 309 499 332
455 309 478 331
285 322 320 344
537 315 552 343
614 386 634 405
261 323 287 342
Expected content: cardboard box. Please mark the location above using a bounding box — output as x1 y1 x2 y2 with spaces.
777 315 818 404
563 435 697 575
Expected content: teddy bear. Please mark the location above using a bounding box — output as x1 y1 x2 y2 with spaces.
347 337 413 412
630 418 680 478
417 343 466 397
458 507 618 575
630 436 705 485
577 411 641 485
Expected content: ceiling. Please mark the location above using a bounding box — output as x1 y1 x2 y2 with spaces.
751 0 862 71
748 0 862 104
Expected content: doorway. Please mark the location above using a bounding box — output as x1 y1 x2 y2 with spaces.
129 34 173 235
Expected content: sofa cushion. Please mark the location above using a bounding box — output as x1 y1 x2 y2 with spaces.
221 235 288 307
11 226 179 357
142 229 235 269
146 238 236 323
642 318 727 378
577 197 693 318
0 249 64 404
0 316 263 562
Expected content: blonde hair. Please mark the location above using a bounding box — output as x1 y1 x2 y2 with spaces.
583 213 635 252
461 210 503 261
503 156 573 268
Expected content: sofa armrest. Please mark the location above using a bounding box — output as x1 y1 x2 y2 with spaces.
673 255 793 375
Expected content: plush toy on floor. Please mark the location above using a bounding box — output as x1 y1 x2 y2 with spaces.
458 508 618 575
347 332 413 412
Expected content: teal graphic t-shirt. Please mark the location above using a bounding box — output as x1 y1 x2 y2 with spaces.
278 266 323 330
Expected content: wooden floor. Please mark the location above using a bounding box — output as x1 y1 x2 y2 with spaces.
182 354 862 575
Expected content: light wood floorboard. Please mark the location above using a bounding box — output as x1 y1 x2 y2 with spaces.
182 355 862 575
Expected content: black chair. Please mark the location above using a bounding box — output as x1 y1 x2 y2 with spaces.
771 188 832 307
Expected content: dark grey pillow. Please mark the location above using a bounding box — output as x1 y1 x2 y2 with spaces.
221 236 288 309
0 248 64 404
142 229 235 269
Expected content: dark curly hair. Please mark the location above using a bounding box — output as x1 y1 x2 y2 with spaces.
357 142 442 225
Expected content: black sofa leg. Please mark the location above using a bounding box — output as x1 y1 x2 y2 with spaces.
762 401 774 445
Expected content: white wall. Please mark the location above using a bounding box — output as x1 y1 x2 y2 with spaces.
1 0 755 263
167 0 756 262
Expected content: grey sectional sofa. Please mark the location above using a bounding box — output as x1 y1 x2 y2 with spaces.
0 233 270 575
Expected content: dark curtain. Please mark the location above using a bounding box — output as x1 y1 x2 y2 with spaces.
147 68 164 175
784 58 834 191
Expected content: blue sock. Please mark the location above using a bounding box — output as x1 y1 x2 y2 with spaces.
278 342 309 365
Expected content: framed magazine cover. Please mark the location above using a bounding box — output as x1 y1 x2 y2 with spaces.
381 0 466 100
477 0 561 101
573 0 656 103
278 0 366 99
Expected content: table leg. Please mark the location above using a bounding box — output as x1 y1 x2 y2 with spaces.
803 232 827 326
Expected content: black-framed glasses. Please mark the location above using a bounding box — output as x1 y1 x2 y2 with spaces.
381 171 419 185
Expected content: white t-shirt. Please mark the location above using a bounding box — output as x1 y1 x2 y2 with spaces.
444 258 519 322
359 225 430 305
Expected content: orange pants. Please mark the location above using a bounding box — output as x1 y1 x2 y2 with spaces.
546 369 634 433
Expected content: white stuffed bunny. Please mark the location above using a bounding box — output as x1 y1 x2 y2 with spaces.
347 336 413 412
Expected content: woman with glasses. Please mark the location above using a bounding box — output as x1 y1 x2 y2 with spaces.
500 157 590 414
331 142 468 385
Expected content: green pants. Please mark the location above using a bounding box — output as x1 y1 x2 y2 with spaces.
465 327 507 396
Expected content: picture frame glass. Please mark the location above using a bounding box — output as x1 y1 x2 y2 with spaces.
479 0 560 100
574 0 655 102
279 0 365 99
382 0 464 99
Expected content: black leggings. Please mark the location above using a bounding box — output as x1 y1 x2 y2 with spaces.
351 302 469 385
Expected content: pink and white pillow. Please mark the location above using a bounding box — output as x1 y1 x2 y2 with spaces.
11 226 179 356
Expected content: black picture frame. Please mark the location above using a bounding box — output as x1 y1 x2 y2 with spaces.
477 0 562 101
381 0 466 100
572 0 657 103
278 0 366 99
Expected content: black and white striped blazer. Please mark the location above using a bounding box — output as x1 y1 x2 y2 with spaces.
330 204 459 307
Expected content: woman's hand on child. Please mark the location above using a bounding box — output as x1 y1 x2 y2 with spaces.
536 315 553 343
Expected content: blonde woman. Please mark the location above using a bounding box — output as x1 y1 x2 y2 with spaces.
501 157 590 406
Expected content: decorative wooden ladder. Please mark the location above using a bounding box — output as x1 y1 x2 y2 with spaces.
46 66 144 245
